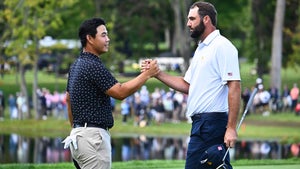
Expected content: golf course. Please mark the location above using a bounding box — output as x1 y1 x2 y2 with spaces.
0 62 300 168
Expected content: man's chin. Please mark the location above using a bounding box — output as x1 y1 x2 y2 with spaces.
190 34 198 39
191 31 202 39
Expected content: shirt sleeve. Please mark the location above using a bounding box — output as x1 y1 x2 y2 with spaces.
90 62 118 92
184 65 192 84
217 42 241 85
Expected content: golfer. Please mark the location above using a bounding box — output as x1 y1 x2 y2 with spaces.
142 1 241 169
64 18 159 169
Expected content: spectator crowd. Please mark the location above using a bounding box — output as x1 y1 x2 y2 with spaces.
117 86 189 126
242 78 300 116
0 79 299 123
0 88 68 121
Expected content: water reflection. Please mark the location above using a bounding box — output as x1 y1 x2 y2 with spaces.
0 134 71 164
0 134 299 164
112 136 188 162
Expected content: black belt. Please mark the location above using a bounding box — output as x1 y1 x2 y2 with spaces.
73 123 109 130
191 112 226 121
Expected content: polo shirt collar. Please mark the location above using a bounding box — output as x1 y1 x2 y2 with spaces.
198 30 220 46
81 51 100 61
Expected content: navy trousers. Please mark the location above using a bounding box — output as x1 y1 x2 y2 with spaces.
185 112 232 169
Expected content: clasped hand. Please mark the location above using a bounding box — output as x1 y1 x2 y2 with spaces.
140 59 160 77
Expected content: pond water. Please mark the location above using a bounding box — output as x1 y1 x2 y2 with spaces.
0 134 299 164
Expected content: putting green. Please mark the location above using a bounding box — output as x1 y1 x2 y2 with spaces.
235 165 300 169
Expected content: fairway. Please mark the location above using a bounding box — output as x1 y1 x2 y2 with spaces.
109 160 300 169
1 160 300 169
154 165 300 169
235 165 300 169
110 164 300 169
168 165 300 169
130 166 300 169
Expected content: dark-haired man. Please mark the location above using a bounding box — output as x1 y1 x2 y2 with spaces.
64 18 159 169
142 1 241 169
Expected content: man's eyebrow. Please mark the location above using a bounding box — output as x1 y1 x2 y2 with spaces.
101 31 108 35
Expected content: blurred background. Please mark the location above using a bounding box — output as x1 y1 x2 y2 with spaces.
1 0 299 107
0 0 300 164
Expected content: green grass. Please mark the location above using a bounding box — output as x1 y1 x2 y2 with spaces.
0 112 299 143
0 70 67 96
0 159 300 169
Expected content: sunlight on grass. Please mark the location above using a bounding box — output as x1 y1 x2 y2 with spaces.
1 160 300 169
235 165 300 169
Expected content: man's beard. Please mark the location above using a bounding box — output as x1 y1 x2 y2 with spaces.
190 20 205 39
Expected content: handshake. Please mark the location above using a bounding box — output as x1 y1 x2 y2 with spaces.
140 59 160 78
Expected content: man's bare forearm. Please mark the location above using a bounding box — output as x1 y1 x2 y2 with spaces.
66 92 73 127
155 71 189 94
227 81 241 129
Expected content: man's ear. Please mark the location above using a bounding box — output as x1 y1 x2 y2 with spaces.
86 34 94 44
203 15 210 25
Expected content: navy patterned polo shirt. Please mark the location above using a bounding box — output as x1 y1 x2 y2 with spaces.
66 52 118 129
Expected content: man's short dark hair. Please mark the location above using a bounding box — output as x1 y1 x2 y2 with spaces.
190 2 217 26
78 18 106 48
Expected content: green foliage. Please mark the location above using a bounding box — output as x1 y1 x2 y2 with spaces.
96 0 173 58
287 4 300 67
0 0 78 64
46 0 96 39
282 0 300 68
1 0 299 77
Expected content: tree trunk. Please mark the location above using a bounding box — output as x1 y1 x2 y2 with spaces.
170 0 181 56
181 0 192 73
33 61 39 119
33 15 40 120
19 64 29 120
271 0 285 92
94 0 101 16
170 0 192 73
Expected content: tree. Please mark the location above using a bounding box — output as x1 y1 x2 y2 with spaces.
271 0 286 92
250 0 276 77
110 0 172 59
243 0 299 79
170 0 192 72
0 0 77 119
285 0 300 68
